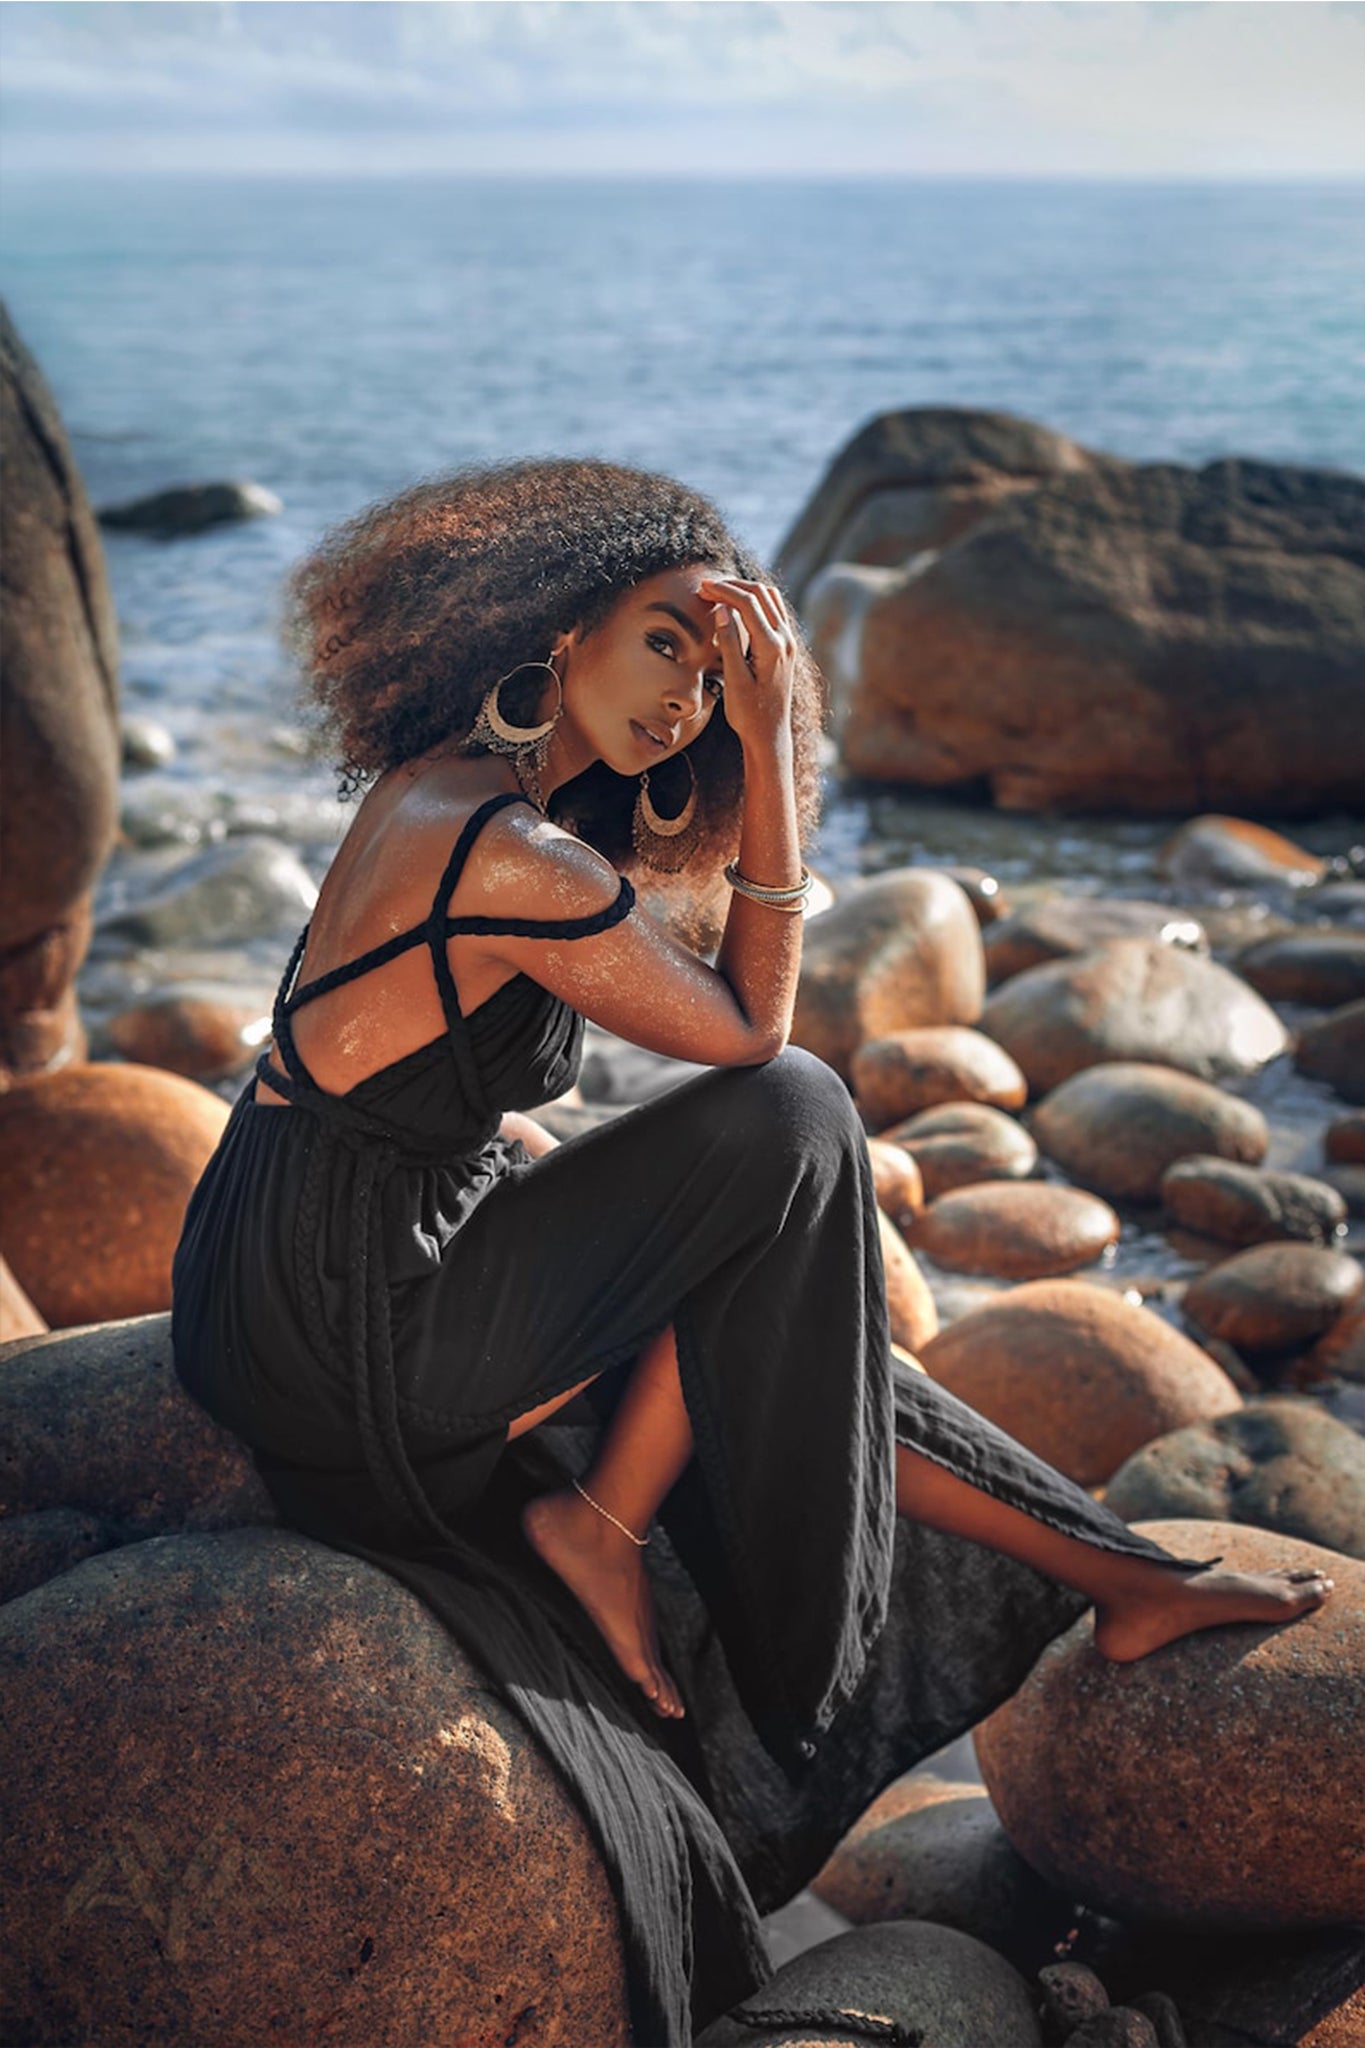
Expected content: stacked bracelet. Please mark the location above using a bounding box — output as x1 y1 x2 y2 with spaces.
723 860 813 913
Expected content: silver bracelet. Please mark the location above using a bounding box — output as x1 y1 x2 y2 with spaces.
724 859 813 907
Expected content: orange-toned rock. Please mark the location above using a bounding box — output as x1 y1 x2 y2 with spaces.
1312 1299 1365 1381
911 1181 1119 1280
0 1063 228 1326
1182 1243 1363 1354
1030 1062 1268 1203
866 1136 924 1227
1326 1112 1365 1164
981 940 1287 1095
0 1529 630 2048
106 992 268 1082
975 1520 1365 1928
793 870 985 1079
1295 999 1365 1105
878 1209 939 1354
919 1280 1241 1486
811 1775 1068 1970
853 1025 1026 1128
0 1252 45 1344
1235 933 1365 1010
884 1101 1038 1201
1158 815 1327 892
1160 1156 1346 1247
985 899 1207 987
939 867 1009 928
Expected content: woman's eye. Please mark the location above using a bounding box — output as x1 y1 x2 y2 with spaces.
646 632 677 660
704 675 725 699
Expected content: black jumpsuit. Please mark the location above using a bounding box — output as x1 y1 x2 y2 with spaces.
172 788 1207 2045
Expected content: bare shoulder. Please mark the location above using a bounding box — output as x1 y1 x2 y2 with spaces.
440 791 626 924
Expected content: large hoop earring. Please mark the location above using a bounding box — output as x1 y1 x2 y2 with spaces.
469 657 563 811
632 753 703 873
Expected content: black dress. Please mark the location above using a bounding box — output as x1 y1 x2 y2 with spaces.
171 788 1209 2047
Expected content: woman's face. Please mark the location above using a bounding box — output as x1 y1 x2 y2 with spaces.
552 563 732 782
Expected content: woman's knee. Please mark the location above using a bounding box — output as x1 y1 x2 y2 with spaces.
699 1044 865 1173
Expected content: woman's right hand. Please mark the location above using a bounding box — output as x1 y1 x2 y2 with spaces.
695 576 797 752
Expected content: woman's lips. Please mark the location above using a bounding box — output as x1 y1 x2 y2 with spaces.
631 719 669 752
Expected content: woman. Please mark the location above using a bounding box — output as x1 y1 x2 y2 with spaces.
171 457 1330 2040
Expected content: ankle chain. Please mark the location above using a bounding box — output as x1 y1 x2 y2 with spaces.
573 1477 650 1548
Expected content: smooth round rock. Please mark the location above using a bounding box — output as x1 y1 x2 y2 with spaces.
1160 1156 1346 1247
1104 1399 1365 1558
1158 816 1326 892
0 1064 228 1326
811 1776 1068 1970
0 1529 629 2048
792 870 985 1080
853 1025 1027 1127
1322 1164 1365 1216
1295 1000 1365 1105
940 866 1009 928
866 1137 924 1227
980 939 1288 1095
878 1209 939 1354
697 1920 1042 2048
99 836 318 948
1038 1963 1110 2038
919 1280 1241 1487
884 1101 1038 1201
975 1519 1365 1928
106 992 269 1082
119 715 177 771
1235 933 1365 1010
97 478 283 535
985 899 1208 987
1183 1244 1364 1354
911 1181 1119 1280
1030 1062 1268 1204
1312 1300 1365 1382
1326 1112 1365 1165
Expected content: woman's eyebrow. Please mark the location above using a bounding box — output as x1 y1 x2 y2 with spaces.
645 601 708 645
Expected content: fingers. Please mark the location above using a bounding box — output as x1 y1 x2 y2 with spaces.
697 575 794 653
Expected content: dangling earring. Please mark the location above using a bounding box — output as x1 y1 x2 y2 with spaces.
469 657 563 813
632 753 703 873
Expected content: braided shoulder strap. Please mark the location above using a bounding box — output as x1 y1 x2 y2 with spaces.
732 2005 922 2045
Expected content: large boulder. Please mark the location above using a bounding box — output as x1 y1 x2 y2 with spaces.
851 1025 1026 1127
885 1100 1037 1201
980 941 1288 1095
697 1920 1042 2048
1029 1062 1269 1203
0 1529 629 2048
0 300 120 1077
974 1520 1365 1928
826 455 1365 814
792 871 984 1079
910 1181 1119 1280
984 899 1207 988
1295 999 1365 1105
1160 1156 1347 1247
0 1063 228 1326
1182 1243 1363 1355
918 1280 1242 1487
1104 1400 1365 1559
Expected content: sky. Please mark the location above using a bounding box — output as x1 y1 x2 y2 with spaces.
1 0 1362 181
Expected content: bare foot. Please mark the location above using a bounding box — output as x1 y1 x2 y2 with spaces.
521 1490 685 1719
1094 1563 1334 1663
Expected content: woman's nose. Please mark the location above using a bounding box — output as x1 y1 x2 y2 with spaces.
662 672 705 718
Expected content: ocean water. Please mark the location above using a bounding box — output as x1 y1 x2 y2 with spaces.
2 170 1363 881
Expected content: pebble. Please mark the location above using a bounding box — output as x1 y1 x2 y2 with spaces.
865 1136 925 1227
119 715 177 771
883 1100 1038 1201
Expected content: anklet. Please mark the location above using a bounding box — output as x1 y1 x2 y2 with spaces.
573 1478 650 1548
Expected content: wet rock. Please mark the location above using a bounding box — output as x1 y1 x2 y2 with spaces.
911 1181 1119 1280
883 1101 1038 1201
1295 999 1365 1105
119 715 176 771
1304 879 1365 926
0 1528 629 2048
0 1251 46 1344
1030 1062 1268 1204
985 900 1207 988
1235 932 1365 1010
775 404 1095 609
1104 1399 1365 1558
1038 1961 1109 2041
918 1280 1241 1487
940 866 1009 928
697 1919 1042 2047
1326 1111 1365 1164
1160 1156 1346 1247
98 836 318 948
1312 1299 1365 1381
0 1064 228 1326
1182 1243 1363 1355
106 992 269 1082
0 302 120 1076
980 940 1287 1094
97 478 283 536
878 1210 939 1354
1067 2015 1159 2048
825 458 1365 813
974 1519 1365 1928
1158 815 1327 892
812 1776 1069 1972
866 1137 925 1228
793 869 985 1080
853 1025 1027 1127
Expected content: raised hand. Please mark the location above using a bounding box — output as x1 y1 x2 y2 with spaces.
695 576 797 753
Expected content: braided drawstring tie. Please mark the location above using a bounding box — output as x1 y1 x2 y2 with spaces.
732 2007 922 2045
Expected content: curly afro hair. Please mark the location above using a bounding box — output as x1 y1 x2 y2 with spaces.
283 457 827 886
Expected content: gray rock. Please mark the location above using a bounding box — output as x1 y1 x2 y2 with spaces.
1295 999 1365 1105
1160 1155 1346 1246
1182 1243 1364 1355
98 835 317 946
98 478 282 536
985 900 1207 987
1104 1398 1365 1558
1038 1960 1109 2041
119 714 177 771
